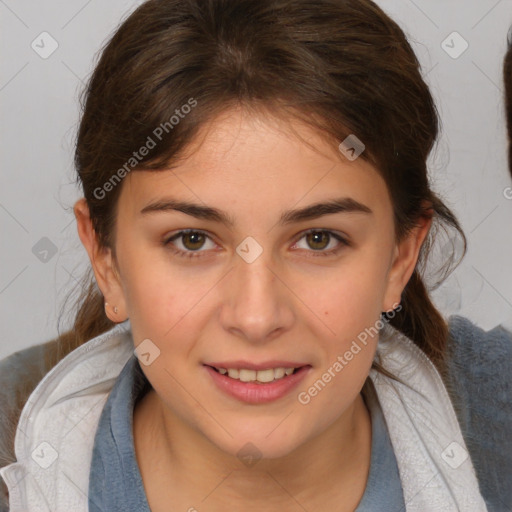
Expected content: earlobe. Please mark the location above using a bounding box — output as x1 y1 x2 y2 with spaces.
73 198 128 322
382 213 432 312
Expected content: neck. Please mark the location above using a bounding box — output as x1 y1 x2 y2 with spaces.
133 389 372 511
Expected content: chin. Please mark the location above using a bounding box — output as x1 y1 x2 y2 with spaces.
211 427 306 463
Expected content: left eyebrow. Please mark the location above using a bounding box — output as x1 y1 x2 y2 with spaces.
279 197 373 224
139 196 373 227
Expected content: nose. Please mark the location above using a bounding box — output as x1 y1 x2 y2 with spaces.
219 252 295 344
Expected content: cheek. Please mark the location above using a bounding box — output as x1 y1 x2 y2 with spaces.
303 255 389 338
123 259 224 383
261 303 377 433
119 244 204 329
127 277 208 344
295 264 385 416
294 324 376 440
296 250 389 400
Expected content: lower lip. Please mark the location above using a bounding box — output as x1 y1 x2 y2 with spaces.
204 365 311 404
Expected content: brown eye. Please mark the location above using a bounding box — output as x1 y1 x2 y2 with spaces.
163 230 217 259
292 229 349 257
305 231 331 251
181 231 206 250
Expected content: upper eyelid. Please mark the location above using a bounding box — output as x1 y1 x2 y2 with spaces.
165 228 216 244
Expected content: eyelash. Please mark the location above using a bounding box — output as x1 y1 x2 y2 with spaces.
162 229 350 260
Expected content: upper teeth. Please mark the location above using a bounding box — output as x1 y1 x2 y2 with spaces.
217 367 296 383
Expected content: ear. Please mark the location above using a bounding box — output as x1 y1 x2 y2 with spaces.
73 198 128 323
382 206 433 312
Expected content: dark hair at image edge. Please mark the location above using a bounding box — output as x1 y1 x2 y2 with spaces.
504 38 512 179
51 0 469 388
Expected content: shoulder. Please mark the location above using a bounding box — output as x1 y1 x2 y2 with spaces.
0 339 60 468
447 314 512 367
444 315 512 511
0 339 60 511
0 342 49 374
0 340 58 405
445 314 512 424
445 315 512 413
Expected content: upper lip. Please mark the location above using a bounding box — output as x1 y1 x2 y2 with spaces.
205 360 310 371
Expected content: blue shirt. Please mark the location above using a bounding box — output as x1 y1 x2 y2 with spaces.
87 354 405 511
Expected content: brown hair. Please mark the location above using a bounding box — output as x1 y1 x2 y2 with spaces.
51 0 466 382
504 32 512 179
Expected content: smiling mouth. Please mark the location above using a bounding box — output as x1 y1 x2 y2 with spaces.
206 365 304 384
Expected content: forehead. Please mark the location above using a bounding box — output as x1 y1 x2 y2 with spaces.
118 107 392 219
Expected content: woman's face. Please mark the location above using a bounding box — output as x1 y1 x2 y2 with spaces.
88 106 424 460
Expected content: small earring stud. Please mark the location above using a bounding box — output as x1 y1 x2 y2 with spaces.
104 302 118 314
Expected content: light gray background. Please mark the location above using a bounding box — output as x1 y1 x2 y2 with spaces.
1 0 512 360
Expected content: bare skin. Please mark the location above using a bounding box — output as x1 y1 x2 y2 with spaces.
75 105 430 511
